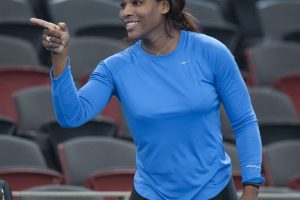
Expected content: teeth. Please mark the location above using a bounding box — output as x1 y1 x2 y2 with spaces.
126 22 139 27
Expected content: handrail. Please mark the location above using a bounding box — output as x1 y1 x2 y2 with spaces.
13 191 131 200
12 191 300 200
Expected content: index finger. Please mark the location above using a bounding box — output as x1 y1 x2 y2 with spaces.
30 18 60 30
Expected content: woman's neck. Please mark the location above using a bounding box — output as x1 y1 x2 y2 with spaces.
142 29 181 56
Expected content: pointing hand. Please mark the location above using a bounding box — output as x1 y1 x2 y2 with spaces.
30 18 69 55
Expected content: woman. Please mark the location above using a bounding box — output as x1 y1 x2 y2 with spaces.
30 0 264 199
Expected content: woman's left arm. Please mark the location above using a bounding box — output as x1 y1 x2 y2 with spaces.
214 45 265 199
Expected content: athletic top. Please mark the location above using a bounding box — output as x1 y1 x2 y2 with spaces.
51 30 264 199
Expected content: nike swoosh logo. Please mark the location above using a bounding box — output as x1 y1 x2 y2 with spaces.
181 61 189 64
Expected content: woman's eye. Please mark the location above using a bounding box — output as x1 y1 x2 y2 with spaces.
133 0 142 6
120 2 126 9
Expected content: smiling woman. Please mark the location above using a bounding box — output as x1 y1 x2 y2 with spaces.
119 0 200 55
30 0 264 199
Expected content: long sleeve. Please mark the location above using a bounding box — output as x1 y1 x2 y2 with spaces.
214 47 265 184
51 59 115 128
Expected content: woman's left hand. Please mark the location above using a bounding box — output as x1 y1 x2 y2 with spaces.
240 185 259 200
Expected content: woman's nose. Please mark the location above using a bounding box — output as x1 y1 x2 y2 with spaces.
120 5 133 19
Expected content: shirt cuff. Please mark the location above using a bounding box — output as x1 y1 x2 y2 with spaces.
241 165 265 184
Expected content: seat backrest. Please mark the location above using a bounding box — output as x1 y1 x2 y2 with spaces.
0 136 63 191
273 74 300 118
0 66 50 121
68 37 126 82
257 1 300 40
0 21 44 51
263 140 300 186
249 87 299 123
186 1 229 27
0 0 34 22
48 0 121 35
247 42 300 86
13 86 55 132
40 118 118 157
58 136 136 185
0 135 46 168
20 185 102 200
0 35 40 67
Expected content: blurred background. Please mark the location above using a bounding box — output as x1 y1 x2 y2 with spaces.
0 0 300 199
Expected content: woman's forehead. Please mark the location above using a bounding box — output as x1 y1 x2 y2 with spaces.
120 0 154 2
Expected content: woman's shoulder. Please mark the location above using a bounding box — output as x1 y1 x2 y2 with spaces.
187 31 228 52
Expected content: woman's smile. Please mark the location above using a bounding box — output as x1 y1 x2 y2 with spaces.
125 20 141 32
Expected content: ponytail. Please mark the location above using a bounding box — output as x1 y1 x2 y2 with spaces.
163 0 201 35
181 10 201 33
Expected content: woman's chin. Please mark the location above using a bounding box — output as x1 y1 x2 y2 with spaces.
127 32 142 42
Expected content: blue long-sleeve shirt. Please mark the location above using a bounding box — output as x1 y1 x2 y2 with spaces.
51 30 264 199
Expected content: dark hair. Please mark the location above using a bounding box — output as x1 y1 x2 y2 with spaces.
160 0 201 34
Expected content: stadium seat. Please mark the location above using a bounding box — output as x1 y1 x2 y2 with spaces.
13 86 55 132
0 22 49 66
249 87 299 124
47 0 122 36
58 136 136 186
0 67 50 121
85 168 135 192
20 184 102 200
273 74 300 118
246 42 300 86
0 36 40 67
257 1 300 41
68 37 127 83
0 135 62 191
263 140 300 187
0 0 34 22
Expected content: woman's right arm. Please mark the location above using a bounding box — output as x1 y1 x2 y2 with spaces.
30 18 114 127
51 61 114 128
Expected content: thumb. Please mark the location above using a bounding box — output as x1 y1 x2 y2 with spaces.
58 22 68 32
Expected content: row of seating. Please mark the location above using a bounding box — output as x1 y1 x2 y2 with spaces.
1 135 300 196
1 34 299 118
0 135 135 200
2 0 299 42
1 83 299 141
1 84 299 138
1 0 299 67
0 35 127 76
0 84 127 170
2 0 300 75
1 84 299 172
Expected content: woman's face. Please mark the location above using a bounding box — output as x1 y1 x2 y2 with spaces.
119 0 169 41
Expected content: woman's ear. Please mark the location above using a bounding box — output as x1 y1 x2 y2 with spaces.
160 0 170 14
